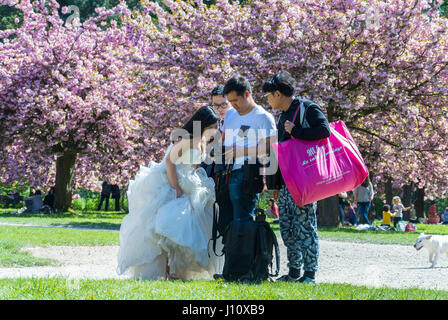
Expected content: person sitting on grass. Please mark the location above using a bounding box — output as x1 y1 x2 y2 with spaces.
19 190 44 214
409 208 419 224
41 187 56 213
381 204 396 230
343 201 357 226
4 189 23 208
440 207 448 225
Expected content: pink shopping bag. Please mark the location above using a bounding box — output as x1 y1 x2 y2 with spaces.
271 104 369 206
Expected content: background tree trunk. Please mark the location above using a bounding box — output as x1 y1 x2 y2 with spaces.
317 195 340 227
54 151 77 212
415 187 425 218
316 100 340 227
385 177 393 205
402 184 413 220
121 185 128 214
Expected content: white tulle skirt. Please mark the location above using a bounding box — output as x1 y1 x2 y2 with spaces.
117 159 223 280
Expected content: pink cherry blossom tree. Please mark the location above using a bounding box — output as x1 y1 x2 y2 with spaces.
126 0 448 224
2 0 447 220
0 0 148 211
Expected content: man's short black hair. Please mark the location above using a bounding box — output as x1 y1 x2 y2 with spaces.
223 76 252 96
211 85 225 97
262 70 296 97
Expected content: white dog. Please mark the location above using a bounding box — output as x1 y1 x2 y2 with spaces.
414 233 448 268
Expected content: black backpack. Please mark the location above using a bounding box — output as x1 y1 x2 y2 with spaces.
215 209 280 283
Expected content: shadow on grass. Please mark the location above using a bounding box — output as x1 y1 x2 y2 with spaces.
48 221 120 231
0 209 124 218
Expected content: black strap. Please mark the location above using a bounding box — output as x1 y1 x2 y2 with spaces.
209 163 235 258
206 162 215 178
268 226 280 277
254 223 280 279
208 201 224 258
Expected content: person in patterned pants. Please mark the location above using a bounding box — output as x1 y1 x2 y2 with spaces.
278 185 319 283
262 71 330 283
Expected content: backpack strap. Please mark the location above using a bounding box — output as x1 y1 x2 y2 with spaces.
254 223 281 279
268 225 280 277
208 201 224 257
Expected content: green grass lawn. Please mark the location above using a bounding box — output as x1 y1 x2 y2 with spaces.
3 207 448 248
0 277 447 300
3 217 442 269
0 209 123 230
3 208 448 246
0 225 119 247
270 219 448 246
2 209 448 300
0 240 56 268
0 225 119 267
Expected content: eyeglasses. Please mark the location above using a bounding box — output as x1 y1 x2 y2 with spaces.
263 92 272 98
213 102 229 109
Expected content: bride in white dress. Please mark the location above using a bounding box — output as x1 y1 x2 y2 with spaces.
117 106 223 280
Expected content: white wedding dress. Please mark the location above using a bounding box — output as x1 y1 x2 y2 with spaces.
117 144 223 280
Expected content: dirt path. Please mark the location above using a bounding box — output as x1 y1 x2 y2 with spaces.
1 232 448 291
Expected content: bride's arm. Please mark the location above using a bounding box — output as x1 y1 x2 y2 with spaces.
165 139 190 198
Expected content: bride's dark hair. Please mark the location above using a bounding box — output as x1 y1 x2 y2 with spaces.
171 105 219 142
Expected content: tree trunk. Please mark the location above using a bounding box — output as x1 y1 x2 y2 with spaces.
402 184 412 206
402 184 412 220
316 100 340 227
415 187 425 218
317 195 340 227
54 151 77 212
385 177 393 205
121 185 128 214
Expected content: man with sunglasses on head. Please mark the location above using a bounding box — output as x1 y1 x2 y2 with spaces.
263 70 330 284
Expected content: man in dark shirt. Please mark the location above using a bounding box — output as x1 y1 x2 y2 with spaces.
43 187 55 213
263 71 330 284
98 181 111 211
111 184 121 212
5 189 21 208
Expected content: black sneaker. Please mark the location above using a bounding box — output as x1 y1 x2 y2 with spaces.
276 274 300 282
213 274 224 280
298 276 316 284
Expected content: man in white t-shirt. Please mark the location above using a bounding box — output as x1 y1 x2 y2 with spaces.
222 76 277 220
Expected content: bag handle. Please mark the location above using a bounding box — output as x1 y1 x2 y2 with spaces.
291 101 310 130
291 102 302 124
